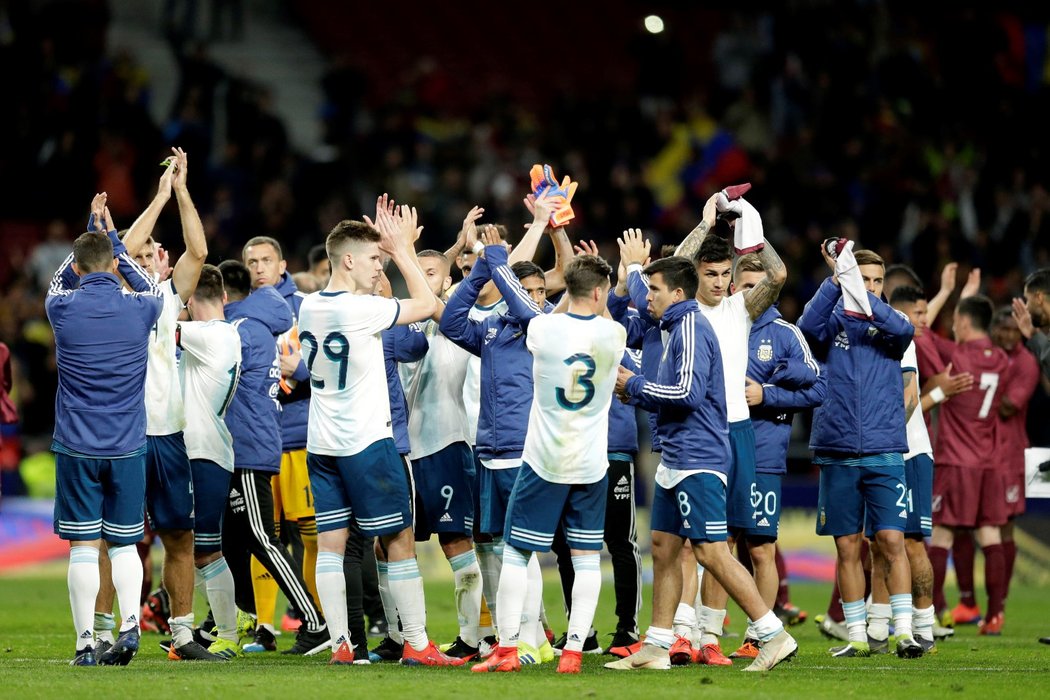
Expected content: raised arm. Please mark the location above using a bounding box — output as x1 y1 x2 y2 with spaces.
168 148 207 303
926 262 958 325
371 204 437 324
390 322 429 363
743 238 788 321
484 232 543 325
674 193 718 259
438 254 492 355
121 156 176 265
444 205 484 267
540 226 574 296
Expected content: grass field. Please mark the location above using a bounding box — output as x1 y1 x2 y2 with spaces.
1 565 1049 700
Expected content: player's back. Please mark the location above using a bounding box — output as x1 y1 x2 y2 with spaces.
935 337 1010 468
299 291 399 457
522 313 627 484
179 320 242 471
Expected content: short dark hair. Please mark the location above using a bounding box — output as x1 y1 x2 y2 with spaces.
218 260 252 301
853 249 885 268
695 235 732 265
192 264 225 303
308 244 328 268
885 264 922 287
242 235 283 261
73 232 114 274
1025 268 1050 296
565 255 612 298
643 256 699 299
957 295 994 332
511 260 544 282
992 305 1014 327
326 220 380 263
889 285 926 307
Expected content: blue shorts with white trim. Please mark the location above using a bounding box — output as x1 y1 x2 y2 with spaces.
503 463 607 553
53 445 146 546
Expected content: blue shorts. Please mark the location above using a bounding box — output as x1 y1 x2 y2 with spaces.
744 471 781 540
53 447 146 546
650 473 728 543
145 433 194 531
726 420 757 531
818 459 907 537
411 442 476 541
865 454 933 538
190 460 232 554
479 464 520 535
504 464 607 552
308 438 413 536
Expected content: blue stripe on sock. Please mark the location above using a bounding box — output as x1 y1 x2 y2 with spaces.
571 554 600 572
842 600 867 626
889 593 912 616
448 550 477 572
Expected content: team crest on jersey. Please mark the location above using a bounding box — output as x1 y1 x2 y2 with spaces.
867 326 879 337
834 331 850 350
757 343 773 362
819 509 826 527
1006 485 1020 503
484 328 498 344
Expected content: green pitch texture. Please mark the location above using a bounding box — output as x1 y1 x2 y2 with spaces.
2 569 1048 699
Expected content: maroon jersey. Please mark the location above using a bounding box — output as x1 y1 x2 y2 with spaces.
916 331 950 434
998 343 1039 468
934 336 1012 469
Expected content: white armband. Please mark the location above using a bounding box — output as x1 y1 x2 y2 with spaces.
928 386 946 404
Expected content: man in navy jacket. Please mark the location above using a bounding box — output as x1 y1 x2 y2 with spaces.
798 245 921 659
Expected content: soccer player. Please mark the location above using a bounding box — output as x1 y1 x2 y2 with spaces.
607 256 797 673
175 265 243 659
242 235 318 647
1014 268 1050 375
308 243 332 286
648 192 787 662
472 254 627 674
729 254 825 658
440 227 561 663
299 202 460 666
398 248 485 661
220 260 330 655
102 148 215 661
798 244 922 658
928 295 1014 635
47 205 162 666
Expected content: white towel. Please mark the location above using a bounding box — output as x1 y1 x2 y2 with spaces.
716 189 764 255
832 240 873 319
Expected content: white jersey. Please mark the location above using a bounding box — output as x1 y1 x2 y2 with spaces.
178 320 242 471
521 313 627 484
698 293 751 423
299 291 400 456
400 320 471 460
463 299 508 444
902 341 933 459
146 279 187 435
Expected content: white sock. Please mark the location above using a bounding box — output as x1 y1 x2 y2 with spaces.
387 558 428 652
196 557 236 642
476 540 502 631
698 605 726 647
866 602 891 641
842 599 867 643
673 602 697 639
449 550 482 647
69 546 100 650
94 612 115 645
643 626 674 649
913 605 935 641
108 544 143 633
495 546 530 649
692 564 705 644
751 610 784 643
744 619 757 641
316 552 348 648
890 593 913 638
564 555 601 653
522 551 543 648
376 560 403 645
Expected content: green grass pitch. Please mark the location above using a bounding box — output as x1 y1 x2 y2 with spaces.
2 566 1048 699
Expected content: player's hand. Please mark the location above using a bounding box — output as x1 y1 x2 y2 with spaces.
617 228 651 267
1012 297 1035 340
745 377 764 406
615 365 634 397
461 205 484 249
530 192 557 228
819 243 838 276
395 204 422 245
574 239 599 257
614 259 629 295
701 193 719 230
960 267 981 299
939 262 959 293
103 206 116 233
365 196 401 256
155 244 172 281
170 146 189 195
89 193 107 232
936 362 974 398
375 193 396 223
156 156 176 202
479 224 502 255
279 348 302 378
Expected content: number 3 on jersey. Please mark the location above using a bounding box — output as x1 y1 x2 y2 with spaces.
300 330 350 390
556 353 596 411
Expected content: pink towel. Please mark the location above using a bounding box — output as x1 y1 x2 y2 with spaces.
716 184 764 255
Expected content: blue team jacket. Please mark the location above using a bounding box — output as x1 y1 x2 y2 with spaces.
46 242 163 457
797 277 913 456
747 306 826 473
225 287 293 472
608 291 662 453
623 299 730 473
383 323 429 455
274 272 311 451
608 349 641 455
439 245 550 461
